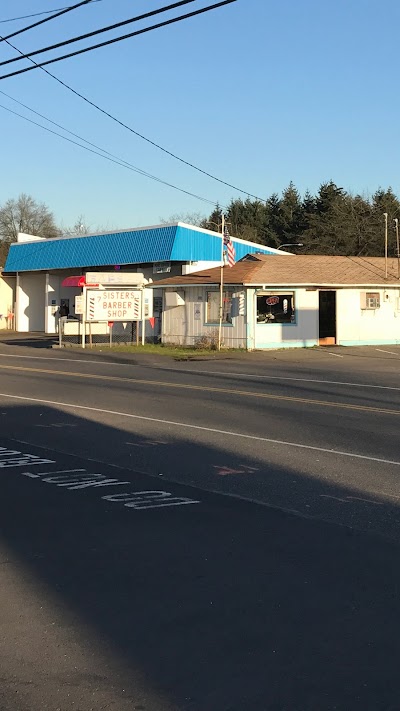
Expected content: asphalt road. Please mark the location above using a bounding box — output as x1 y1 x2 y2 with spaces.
1 342 400 710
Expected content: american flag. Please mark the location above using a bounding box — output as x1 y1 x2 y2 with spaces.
223 225 236 267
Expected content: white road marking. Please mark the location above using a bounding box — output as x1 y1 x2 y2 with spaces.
1 351 400 393
102 491 199 509
161 368 400 392
0 353 112 365
32 468 86 476
327 352 344 358
321 492 393 506
1 390 400 468
376 349 399 356
22 468 85 479
320 494 349 503
19 464 199 508
0 455 54 468
347 496 383 506
35 423 77 428
125 440 167 447
42 471 129 489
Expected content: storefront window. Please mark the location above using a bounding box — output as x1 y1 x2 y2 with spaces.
257 293 295 324
207 291 233 324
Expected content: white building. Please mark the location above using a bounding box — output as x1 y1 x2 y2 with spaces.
4 224 284 335
0 272 16 330
155 254 400 349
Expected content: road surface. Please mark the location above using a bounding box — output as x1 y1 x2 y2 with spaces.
1 342 400 710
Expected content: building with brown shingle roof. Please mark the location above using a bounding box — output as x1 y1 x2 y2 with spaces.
154 254 400 349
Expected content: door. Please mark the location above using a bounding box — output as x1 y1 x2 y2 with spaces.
319 291 336 345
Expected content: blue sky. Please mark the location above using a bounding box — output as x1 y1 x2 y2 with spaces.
0 0 399 232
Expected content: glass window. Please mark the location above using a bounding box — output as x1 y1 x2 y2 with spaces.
257 293 295 324
207 291 233 324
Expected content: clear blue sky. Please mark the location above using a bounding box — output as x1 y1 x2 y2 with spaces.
0 0 399 232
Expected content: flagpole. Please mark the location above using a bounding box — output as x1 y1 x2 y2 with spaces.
218 213 225 351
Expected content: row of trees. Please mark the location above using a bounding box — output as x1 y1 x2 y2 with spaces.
0 194 111 265
200 183 400 256
1 183 399 266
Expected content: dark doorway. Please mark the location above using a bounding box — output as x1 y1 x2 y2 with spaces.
319 291 336 345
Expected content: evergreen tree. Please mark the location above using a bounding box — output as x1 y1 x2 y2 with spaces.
199 183 400 257
279 182 303 246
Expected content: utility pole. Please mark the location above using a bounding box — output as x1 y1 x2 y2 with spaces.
218 213 225 351
384 212 388 279
394 218 399 279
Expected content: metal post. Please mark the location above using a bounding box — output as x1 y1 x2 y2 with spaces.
395 218 399 279
81 285 86 349
141 287 145 346
384 212 388 279
15 273 20 333
218 214 225 351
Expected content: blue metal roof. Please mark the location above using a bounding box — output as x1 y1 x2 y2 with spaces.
4 223 279 273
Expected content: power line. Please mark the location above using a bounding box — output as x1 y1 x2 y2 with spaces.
0 2 102 25
0 8 72 25
0 1 236 80
0 87 129 161
0 100 223 208
0 3 262 202
0 0 198 66
0 0 98 43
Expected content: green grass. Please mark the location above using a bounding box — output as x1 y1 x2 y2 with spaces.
105 343 245 358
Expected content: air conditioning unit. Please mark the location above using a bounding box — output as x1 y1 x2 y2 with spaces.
360 292 380 310
165 291 185 307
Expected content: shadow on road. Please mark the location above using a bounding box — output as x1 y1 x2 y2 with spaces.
0 404 400 710
0 334 58 349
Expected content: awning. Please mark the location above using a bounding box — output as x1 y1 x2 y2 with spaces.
61 275 86 287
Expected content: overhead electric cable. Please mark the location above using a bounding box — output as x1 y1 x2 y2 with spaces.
0 101 224 207
0 0 198 66
0 1 262 202
0 1 237 80
0 87 132 161
0 2 102 25
0 0 97 44
0 17 261 201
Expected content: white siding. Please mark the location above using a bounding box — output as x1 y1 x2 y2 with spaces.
0 276 15 330
182 261 222 275
337 288 400 345
162 285 400 350
252 288 319 349
162 286 247 348
16 273 46 332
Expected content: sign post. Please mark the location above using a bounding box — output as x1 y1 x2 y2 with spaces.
81 285 86 349
141 287 145 346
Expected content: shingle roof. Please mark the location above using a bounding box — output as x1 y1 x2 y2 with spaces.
155 255 400 287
